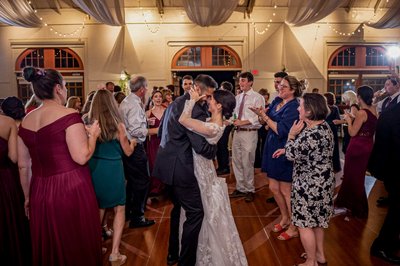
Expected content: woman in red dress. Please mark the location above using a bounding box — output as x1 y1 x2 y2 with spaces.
0 114 31 265
335 86 378 218
18 67 102 266
146 89 166 196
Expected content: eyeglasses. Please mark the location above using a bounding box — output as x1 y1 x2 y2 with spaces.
278 84 289 89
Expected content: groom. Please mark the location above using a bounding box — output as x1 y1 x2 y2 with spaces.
153 74 218 266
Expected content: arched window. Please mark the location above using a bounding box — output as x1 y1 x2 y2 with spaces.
328 45 391 103
15 48 84 103
172 45 242 70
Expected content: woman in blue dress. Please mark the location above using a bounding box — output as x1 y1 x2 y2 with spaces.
251 76 306 240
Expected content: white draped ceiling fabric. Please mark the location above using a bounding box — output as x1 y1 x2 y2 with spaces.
183 0 239 27
368 2 400 29
72 0 125 26
285 0 348 27
0 0 42 27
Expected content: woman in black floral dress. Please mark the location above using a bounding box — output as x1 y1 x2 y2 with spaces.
273 93 334 266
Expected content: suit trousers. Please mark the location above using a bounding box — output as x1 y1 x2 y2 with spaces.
168 184 204 266
372 181 400 252
123 144 150 221
232 130 258 193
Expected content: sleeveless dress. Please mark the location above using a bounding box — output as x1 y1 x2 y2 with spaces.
89 139 126 208
146 112 164 195
181 100 248 266
18 113 102 266
262 98 299 182
0 137 31 266
335 109 377 218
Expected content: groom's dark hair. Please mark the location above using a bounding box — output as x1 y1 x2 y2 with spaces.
194 74 218 93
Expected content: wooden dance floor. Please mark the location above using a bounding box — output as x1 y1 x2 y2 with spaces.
101 169 392 266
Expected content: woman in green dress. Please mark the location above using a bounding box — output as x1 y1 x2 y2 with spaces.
88 89 136 266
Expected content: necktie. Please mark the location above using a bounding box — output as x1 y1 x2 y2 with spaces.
383 96 393 111
238 93 246 120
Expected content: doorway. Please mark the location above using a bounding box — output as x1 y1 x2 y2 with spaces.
174 70 240 95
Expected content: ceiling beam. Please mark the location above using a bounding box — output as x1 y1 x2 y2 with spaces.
156 0 164 14
46 0 62 14
345 0 356 12
246 0 256 15
374 0 383 13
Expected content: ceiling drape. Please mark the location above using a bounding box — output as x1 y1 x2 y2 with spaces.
72 0 125 26
0 0 42 27
368 2 400 28
183 0 239 27
286 0 347 27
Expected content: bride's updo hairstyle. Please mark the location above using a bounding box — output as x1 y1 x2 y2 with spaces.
213 89 236 120
23 66 64 100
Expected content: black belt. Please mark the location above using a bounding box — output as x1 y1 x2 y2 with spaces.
235 128 258 131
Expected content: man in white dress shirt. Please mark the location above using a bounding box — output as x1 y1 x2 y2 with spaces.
230 72 265 202
119 76 155 228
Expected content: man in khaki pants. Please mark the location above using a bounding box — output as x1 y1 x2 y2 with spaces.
230 72 264 202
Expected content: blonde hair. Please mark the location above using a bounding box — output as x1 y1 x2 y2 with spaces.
341 90 357 105
66 96 81 109
88 90 122 142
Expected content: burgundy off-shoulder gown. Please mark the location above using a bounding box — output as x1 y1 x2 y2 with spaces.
18 113 101 266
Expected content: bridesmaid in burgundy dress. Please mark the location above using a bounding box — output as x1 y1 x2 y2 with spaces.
336 86 377 218
17 67 102 266
0 114 31 265
146 89 166 196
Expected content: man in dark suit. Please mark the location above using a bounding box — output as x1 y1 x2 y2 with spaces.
368 102 400 265
153 74 217 266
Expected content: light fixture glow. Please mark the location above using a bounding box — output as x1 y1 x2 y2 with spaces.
387 46 400 59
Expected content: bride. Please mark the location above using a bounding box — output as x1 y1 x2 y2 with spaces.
178 88 248 266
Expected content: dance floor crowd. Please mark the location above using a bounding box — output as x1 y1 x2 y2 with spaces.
0 67 399 266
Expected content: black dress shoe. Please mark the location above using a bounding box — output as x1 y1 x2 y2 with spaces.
216 168 230 175
229 190 246 198
371 248 400 264
245 192 255 202
129 217 156 228
167 254 179 265
376 196 389 206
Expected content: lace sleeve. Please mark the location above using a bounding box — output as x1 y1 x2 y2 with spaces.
182 99 196 117
204 123 224 144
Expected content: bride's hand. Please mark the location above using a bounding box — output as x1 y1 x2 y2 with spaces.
189 88 206 102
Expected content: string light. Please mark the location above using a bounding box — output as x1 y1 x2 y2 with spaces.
249 4 277 35
26 0 86 38
139 0 163 34
326 22 363 36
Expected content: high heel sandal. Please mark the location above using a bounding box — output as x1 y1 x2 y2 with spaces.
272 223 289 233
300 252 328 266
109 253 127 266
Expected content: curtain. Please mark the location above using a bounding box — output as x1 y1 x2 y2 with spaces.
286 0 347 27
368 3 400 29
0 0 42 27
72 0 125 26
183 0 239 27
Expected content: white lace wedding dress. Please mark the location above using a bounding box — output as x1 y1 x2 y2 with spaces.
180 100 248 266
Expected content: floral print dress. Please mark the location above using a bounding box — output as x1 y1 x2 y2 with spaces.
285 122 335 228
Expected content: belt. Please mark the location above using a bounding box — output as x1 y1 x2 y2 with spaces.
235 128 258 132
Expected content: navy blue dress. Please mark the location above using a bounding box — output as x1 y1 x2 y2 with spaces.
261 98 299 182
